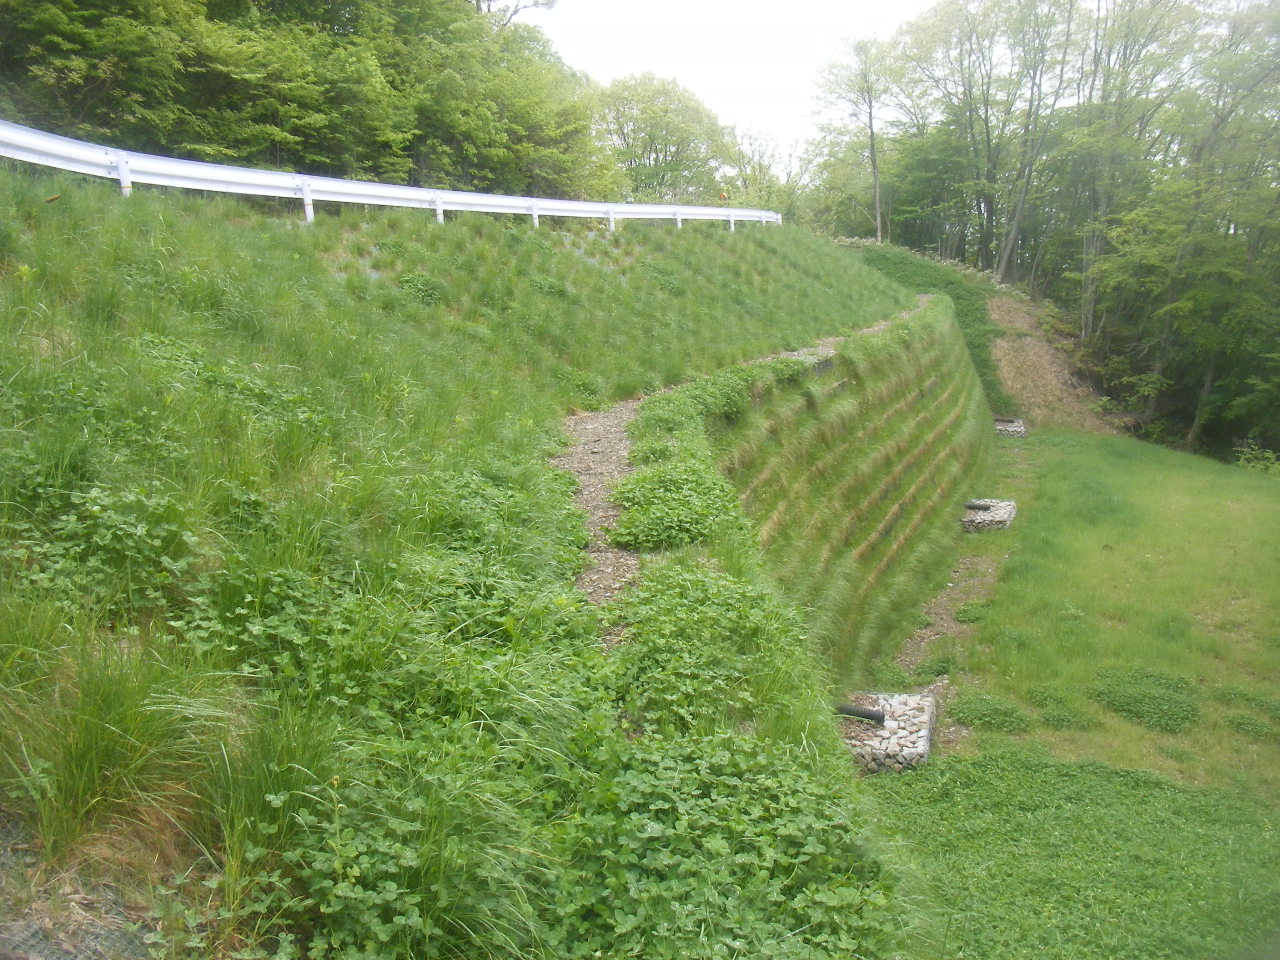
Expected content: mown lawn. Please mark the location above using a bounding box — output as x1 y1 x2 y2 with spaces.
864 428 1280 959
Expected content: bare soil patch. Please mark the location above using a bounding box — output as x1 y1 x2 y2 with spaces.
988 297 1121 434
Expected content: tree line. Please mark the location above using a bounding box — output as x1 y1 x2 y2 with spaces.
0 0 777 207
813 0 1280 455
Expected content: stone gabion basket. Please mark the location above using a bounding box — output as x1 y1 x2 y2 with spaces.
840 693 936 774
994 417 1027 437
963 499 1016 531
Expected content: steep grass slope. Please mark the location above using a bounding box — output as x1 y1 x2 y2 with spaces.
715 297 992 682
0 165 916 957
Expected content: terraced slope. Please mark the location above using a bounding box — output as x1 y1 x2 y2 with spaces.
716 295 992 681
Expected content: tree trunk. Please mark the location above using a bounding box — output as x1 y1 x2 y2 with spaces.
1182 356 1216 450
868 113 882 244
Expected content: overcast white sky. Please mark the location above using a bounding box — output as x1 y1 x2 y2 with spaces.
524 0 937 154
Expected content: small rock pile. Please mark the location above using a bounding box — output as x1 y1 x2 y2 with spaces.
840 693 935 774
994 417 1027 437
963 499 1017 531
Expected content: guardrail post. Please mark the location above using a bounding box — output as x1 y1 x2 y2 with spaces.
607 206 616 232
434 195 444 224
674 207 682 229
300 179 314 223
113 153 132 197
728 214 735 233
530 200 539 228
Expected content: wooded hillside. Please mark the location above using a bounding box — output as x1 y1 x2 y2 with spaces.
813 0 1280 456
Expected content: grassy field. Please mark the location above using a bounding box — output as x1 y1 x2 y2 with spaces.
860 398 1280 958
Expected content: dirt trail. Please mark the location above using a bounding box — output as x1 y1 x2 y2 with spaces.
548 400 641 605
885 295 1120 748
552 296 930 606
988 297 1120 434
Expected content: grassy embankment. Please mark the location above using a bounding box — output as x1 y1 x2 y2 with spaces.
0 164 922 958
712 296 993 684
838 250 1280 960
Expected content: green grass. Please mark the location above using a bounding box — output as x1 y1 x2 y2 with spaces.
947 430 1280 794
865 748 1280 960
858 243 1016 413
714 298 992 682
0 165 914 957
862 429 1280 959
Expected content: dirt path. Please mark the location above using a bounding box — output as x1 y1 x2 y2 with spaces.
553 297 930 606
548 400 641 605
988 297 1120 434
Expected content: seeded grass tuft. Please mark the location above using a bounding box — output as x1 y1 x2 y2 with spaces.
1090 668 1200 734
946 691 1030 733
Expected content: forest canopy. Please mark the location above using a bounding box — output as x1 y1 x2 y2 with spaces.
813 0 1280 455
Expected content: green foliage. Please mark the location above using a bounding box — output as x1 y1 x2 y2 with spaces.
613 360 805 550
1090 668 1200 734
811 0 1280 456
952 600 989 623
4 485 195 618
0 0 615 195
946 691 1030 733
397 271 447 305
550 734 901 960
599 73 730 203
608 559 821 740
1236 440 1280 478
857 244 1015 412
609 458 743 550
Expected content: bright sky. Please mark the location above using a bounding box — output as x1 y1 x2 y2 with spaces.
525 0 937 156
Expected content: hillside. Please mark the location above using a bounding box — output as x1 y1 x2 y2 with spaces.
2 164 1277 960
0 164 922 958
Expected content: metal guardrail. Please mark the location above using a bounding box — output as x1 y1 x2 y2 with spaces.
0 118 782 230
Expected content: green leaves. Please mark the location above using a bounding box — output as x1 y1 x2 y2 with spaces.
550 733 899 960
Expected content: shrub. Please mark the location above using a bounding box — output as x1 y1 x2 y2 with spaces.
1090 668 1200 733
609 458 743 550
608 559 816 737
398 271 448 305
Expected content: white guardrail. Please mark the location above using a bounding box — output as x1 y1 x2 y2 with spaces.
0 118 782 230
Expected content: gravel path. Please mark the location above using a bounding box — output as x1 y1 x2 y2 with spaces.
552 296 930 607
548 400 642 605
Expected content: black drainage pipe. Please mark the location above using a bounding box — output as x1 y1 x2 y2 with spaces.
835 703 886 725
